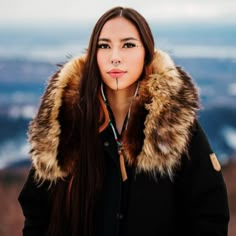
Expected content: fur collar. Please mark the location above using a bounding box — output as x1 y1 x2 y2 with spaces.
28 50 199 182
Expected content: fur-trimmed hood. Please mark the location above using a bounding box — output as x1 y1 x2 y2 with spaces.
28 49 199 182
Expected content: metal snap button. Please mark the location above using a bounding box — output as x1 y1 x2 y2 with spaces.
116 213 124 220
104 141 109 147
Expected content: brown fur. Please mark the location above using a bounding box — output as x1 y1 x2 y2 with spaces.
28 50 199 182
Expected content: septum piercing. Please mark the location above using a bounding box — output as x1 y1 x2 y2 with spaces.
112 61 120 67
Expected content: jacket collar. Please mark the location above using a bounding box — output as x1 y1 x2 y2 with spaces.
29 50 199 182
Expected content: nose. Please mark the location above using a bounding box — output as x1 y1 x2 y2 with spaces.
110 47 122 65
112 60 120 67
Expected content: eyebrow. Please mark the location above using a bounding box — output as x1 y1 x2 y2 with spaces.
98 37 139 42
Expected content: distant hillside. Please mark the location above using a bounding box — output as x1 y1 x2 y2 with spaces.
0 59 56 83
199 107 236 163
175 57 236 81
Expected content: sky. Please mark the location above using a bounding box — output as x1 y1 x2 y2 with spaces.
1 0 236 25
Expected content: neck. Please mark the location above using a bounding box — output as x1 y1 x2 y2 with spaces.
105 83 138 134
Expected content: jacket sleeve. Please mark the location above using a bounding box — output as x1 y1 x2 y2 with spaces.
18 168 51 236
182 121 230 236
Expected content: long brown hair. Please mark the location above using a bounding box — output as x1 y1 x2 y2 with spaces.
48 6 155 236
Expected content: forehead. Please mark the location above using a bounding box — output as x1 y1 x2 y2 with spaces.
99 17 141 40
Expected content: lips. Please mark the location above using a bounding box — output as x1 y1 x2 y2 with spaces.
107 69 127 78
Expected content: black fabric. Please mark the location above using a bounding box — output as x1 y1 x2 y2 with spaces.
18 122 229 236
18 169 52 236
118 165 132 236
105 101 132 236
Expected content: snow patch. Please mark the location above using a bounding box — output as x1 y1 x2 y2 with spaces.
0 139 30 169
222 126 236 150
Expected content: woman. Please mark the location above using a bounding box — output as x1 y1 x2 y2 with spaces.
19 6 229 236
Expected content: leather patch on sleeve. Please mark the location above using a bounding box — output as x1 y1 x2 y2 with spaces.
209 153 221 171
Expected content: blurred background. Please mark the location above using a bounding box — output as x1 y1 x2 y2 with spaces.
0 0 235 235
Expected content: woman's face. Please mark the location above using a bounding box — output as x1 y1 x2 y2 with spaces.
97 17 145 91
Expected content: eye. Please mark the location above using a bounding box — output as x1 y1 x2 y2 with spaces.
123 42 136 48
97 43 110 49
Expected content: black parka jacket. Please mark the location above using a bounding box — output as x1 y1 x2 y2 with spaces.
19 50 229 236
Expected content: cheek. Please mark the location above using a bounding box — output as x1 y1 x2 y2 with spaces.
97 52 107 69
129 49 145 64
130 54 145 74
